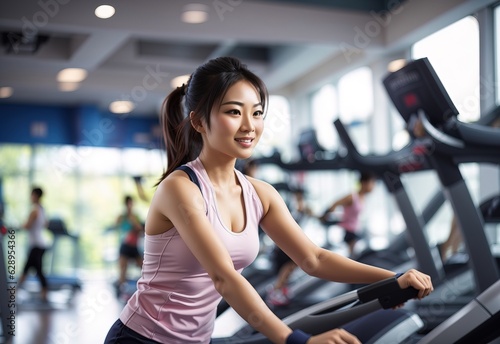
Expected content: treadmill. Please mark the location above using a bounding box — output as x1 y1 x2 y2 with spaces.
212 276 425 343
214 127 446 338
22 217 82 294
383 56 500 341
333 118 446 284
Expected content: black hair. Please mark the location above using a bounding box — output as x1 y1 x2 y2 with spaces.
31 187 43 198
359 171 376 182
124 195 133 205
157 56 268 184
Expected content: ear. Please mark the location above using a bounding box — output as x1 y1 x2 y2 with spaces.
189 111 205 133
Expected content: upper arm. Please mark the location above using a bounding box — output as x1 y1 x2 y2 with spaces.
250 179 319 268
332 194 353 209
23 208 38 229
151 173 236 280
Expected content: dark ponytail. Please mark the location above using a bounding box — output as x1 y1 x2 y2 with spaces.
157 56 268 184
157 83 202 183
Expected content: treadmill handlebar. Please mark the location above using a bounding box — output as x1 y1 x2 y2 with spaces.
281 277 419 334
419 110 465 149
358 276 419 309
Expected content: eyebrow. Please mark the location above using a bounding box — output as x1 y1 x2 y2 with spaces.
220 101 262 108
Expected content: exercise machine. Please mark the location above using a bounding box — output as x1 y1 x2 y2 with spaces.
44 217 82 292
383 56 500 292
383 56 500 340
333 118 446 283
214 126 447 337
213 276 424 343
419 279 500 343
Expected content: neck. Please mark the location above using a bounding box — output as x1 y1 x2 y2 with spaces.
198 153 238 188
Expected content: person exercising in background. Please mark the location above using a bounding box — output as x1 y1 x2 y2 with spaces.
18 187 49 302
320 172 377 257
266 187 314 306
116 195 144 291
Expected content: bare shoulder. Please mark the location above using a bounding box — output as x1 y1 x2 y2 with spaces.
245 176 282 212
146 170 205 235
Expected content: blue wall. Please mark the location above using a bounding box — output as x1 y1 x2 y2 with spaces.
0 103 161 149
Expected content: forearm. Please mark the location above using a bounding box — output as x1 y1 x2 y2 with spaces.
216 273 291 343
300 247 395 284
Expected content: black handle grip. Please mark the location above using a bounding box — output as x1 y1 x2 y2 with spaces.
358 276 419 309
379 286 419 309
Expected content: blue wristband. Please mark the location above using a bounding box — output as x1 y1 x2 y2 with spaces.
395 272 404 279
286 329 312 344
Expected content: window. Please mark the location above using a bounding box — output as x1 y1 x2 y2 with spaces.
0 143 165 273
412 16 480 121
311 84 338 150
256 95 292 159
338 67 374 154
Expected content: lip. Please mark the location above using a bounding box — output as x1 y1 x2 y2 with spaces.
235 137 254 147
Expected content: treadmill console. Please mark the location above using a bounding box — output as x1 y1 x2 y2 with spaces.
383 57 459 126
297 129 326 161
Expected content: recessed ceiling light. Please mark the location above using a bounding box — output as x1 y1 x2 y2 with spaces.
388 59 407 72
0 87 13 98
181 4 209 24
109 100 135 114
95 5 115 19
57 68 88 83
170 74 190 89
58 82 80 92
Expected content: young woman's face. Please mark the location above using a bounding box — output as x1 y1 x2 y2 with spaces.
202 80 264 159
361 179 376 193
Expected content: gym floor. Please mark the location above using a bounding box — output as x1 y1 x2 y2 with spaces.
13 274 123 344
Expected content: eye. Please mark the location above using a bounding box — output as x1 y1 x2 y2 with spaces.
253 110 264 117
225 109 241 115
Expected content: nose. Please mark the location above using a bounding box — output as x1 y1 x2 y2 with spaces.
240 112 255 132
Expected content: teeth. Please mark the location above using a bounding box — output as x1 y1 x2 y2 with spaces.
236 139 251 143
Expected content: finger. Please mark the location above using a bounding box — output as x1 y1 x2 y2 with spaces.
338 329 361 344
409 271 432 299
400 270 427 299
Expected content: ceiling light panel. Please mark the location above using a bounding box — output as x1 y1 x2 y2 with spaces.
182 4 209 24
57 68 88 83
95 5 116 19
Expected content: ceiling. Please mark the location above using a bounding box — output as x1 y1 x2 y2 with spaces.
0 0 407 117
0 0 490 117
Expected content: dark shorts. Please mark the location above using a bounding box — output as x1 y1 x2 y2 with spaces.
104 319 161 344
272 247 294 274
23 246 47 287
343 230 360 244
119 243 140 259
104 319 213 343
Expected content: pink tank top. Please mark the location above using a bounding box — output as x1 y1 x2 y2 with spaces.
120 158 263 343
340 192 363 232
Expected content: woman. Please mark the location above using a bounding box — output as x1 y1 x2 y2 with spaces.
105 56 433 344
320 172 376 257
114 195 144 297
18 187 49 302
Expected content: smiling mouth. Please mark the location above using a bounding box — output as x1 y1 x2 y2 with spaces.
235 138 253 143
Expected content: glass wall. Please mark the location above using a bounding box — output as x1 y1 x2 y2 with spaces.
0 143 166 280
312 84 338 151
338 67 374 155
